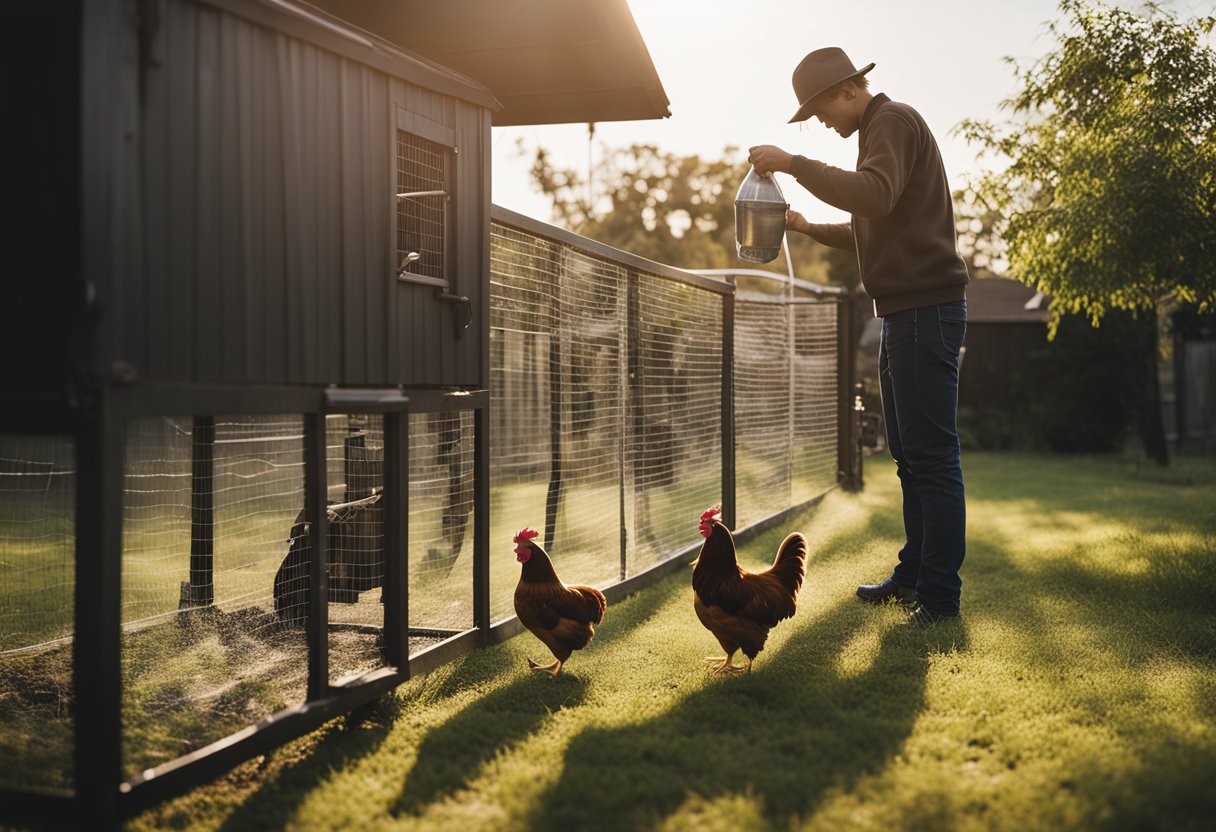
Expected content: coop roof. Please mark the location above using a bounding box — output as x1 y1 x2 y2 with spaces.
307 0 672 126
967 277 1051 324
219 0 503 110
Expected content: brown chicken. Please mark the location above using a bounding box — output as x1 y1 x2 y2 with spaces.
512 527 607 678
692 507 807 674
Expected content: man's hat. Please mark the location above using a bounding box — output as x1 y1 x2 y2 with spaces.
788 47 875 123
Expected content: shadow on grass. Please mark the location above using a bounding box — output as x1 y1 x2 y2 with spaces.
209 694 403 832
522 596 959 831
962 524 1216 830
208 572 691 829
392 575 692 815
966 490 1216 665
394 673 589 814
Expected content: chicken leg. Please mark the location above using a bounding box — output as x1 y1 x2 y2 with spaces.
527 657 563 679
703 654 749 674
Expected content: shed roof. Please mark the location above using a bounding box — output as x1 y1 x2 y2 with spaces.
967 277 1050 324
306 0 672 126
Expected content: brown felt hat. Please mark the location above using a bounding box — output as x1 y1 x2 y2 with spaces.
788 47 875 123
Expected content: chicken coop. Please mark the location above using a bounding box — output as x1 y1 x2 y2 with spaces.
1 0 857 828
2 0 499 825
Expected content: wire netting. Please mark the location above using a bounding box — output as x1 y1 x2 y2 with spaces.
409 410 476 643
490 225 561 622
547 246 627 590
733 296 840 527
324 415 388 684
734 298 794 528
396 130 449 284
111 412 480 774
490 221 730 620
0 434 75 791
120 416 308 779
629 276 723 571
792 302 841 503
490 229 634 618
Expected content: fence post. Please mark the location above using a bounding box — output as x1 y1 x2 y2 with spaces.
74 389 123 827
544 249 564 551
304 412 330 700
473 404 490 637
383 411 409 669
721 292 737 528
184 416 215 608
836 295 859 491
622 272 639 582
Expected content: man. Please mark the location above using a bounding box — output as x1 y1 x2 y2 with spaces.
749 47 969 625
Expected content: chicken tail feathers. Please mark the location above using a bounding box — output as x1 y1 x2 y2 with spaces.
567 585 607 624
768 532 807 597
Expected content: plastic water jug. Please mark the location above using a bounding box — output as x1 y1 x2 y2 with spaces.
734 168 788 263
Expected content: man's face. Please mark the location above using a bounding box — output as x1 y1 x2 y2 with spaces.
808 90 859 138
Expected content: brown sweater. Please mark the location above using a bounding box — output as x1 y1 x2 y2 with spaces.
789 93 969 317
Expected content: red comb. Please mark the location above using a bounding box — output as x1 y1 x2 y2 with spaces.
698 507 721 538
512 527 539 545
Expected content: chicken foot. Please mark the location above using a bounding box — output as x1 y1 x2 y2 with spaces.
703 655 750 674
527 658 563 679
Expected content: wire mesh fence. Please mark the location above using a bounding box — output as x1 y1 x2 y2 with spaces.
734 295 841 527
489 223 732 622
629 276 724 571
0 214 845 799
119 416 309 780
489 214 840 620
0 434 75 792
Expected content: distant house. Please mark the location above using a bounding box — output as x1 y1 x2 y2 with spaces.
855 277 1047 413
958 277 1050 413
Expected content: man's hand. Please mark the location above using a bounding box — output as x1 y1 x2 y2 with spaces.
748 145 794 176
785 209 810 235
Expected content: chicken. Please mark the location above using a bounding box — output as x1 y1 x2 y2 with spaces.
512 527 607 678
692 507 807 674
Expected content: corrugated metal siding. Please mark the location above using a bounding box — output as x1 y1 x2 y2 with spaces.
132 0 488 388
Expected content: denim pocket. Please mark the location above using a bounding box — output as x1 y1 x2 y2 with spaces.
935 301 967 360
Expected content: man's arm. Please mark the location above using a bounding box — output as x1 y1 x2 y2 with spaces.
788 210 853 250
751 112 919 218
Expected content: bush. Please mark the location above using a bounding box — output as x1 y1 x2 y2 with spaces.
1031 312 1152 453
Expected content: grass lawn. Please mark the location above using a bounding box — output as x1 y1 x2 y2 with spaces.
119 451 1216 831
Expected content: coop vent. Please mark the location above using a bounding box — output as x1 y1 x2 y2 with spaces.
396 130 451 289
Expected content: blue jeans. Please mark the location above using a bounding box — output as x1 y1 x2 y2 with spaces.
878 300 967 615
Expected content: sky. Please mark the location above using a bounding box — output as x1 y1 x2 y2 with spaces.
489 0 1207 227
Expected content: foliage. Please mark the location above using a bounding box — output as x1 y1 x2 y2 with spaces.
952 187 1008 280
524 141 857 288
957 311 1156 453
957 0 1216 326
1031 310 1156 451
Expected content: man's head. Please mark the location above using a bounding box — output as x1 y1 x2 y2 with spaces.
788 47 875 137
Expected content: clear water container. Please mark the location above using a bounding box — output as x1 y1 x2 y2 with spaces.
734 168 789 263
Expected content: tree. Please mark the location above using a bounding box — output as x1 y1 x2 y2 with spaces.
953 187 1008 280
523 141 855 288
957 0 1216 464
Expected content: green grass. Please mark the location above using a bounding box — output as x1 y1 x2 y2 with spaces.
111 452 1216 830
